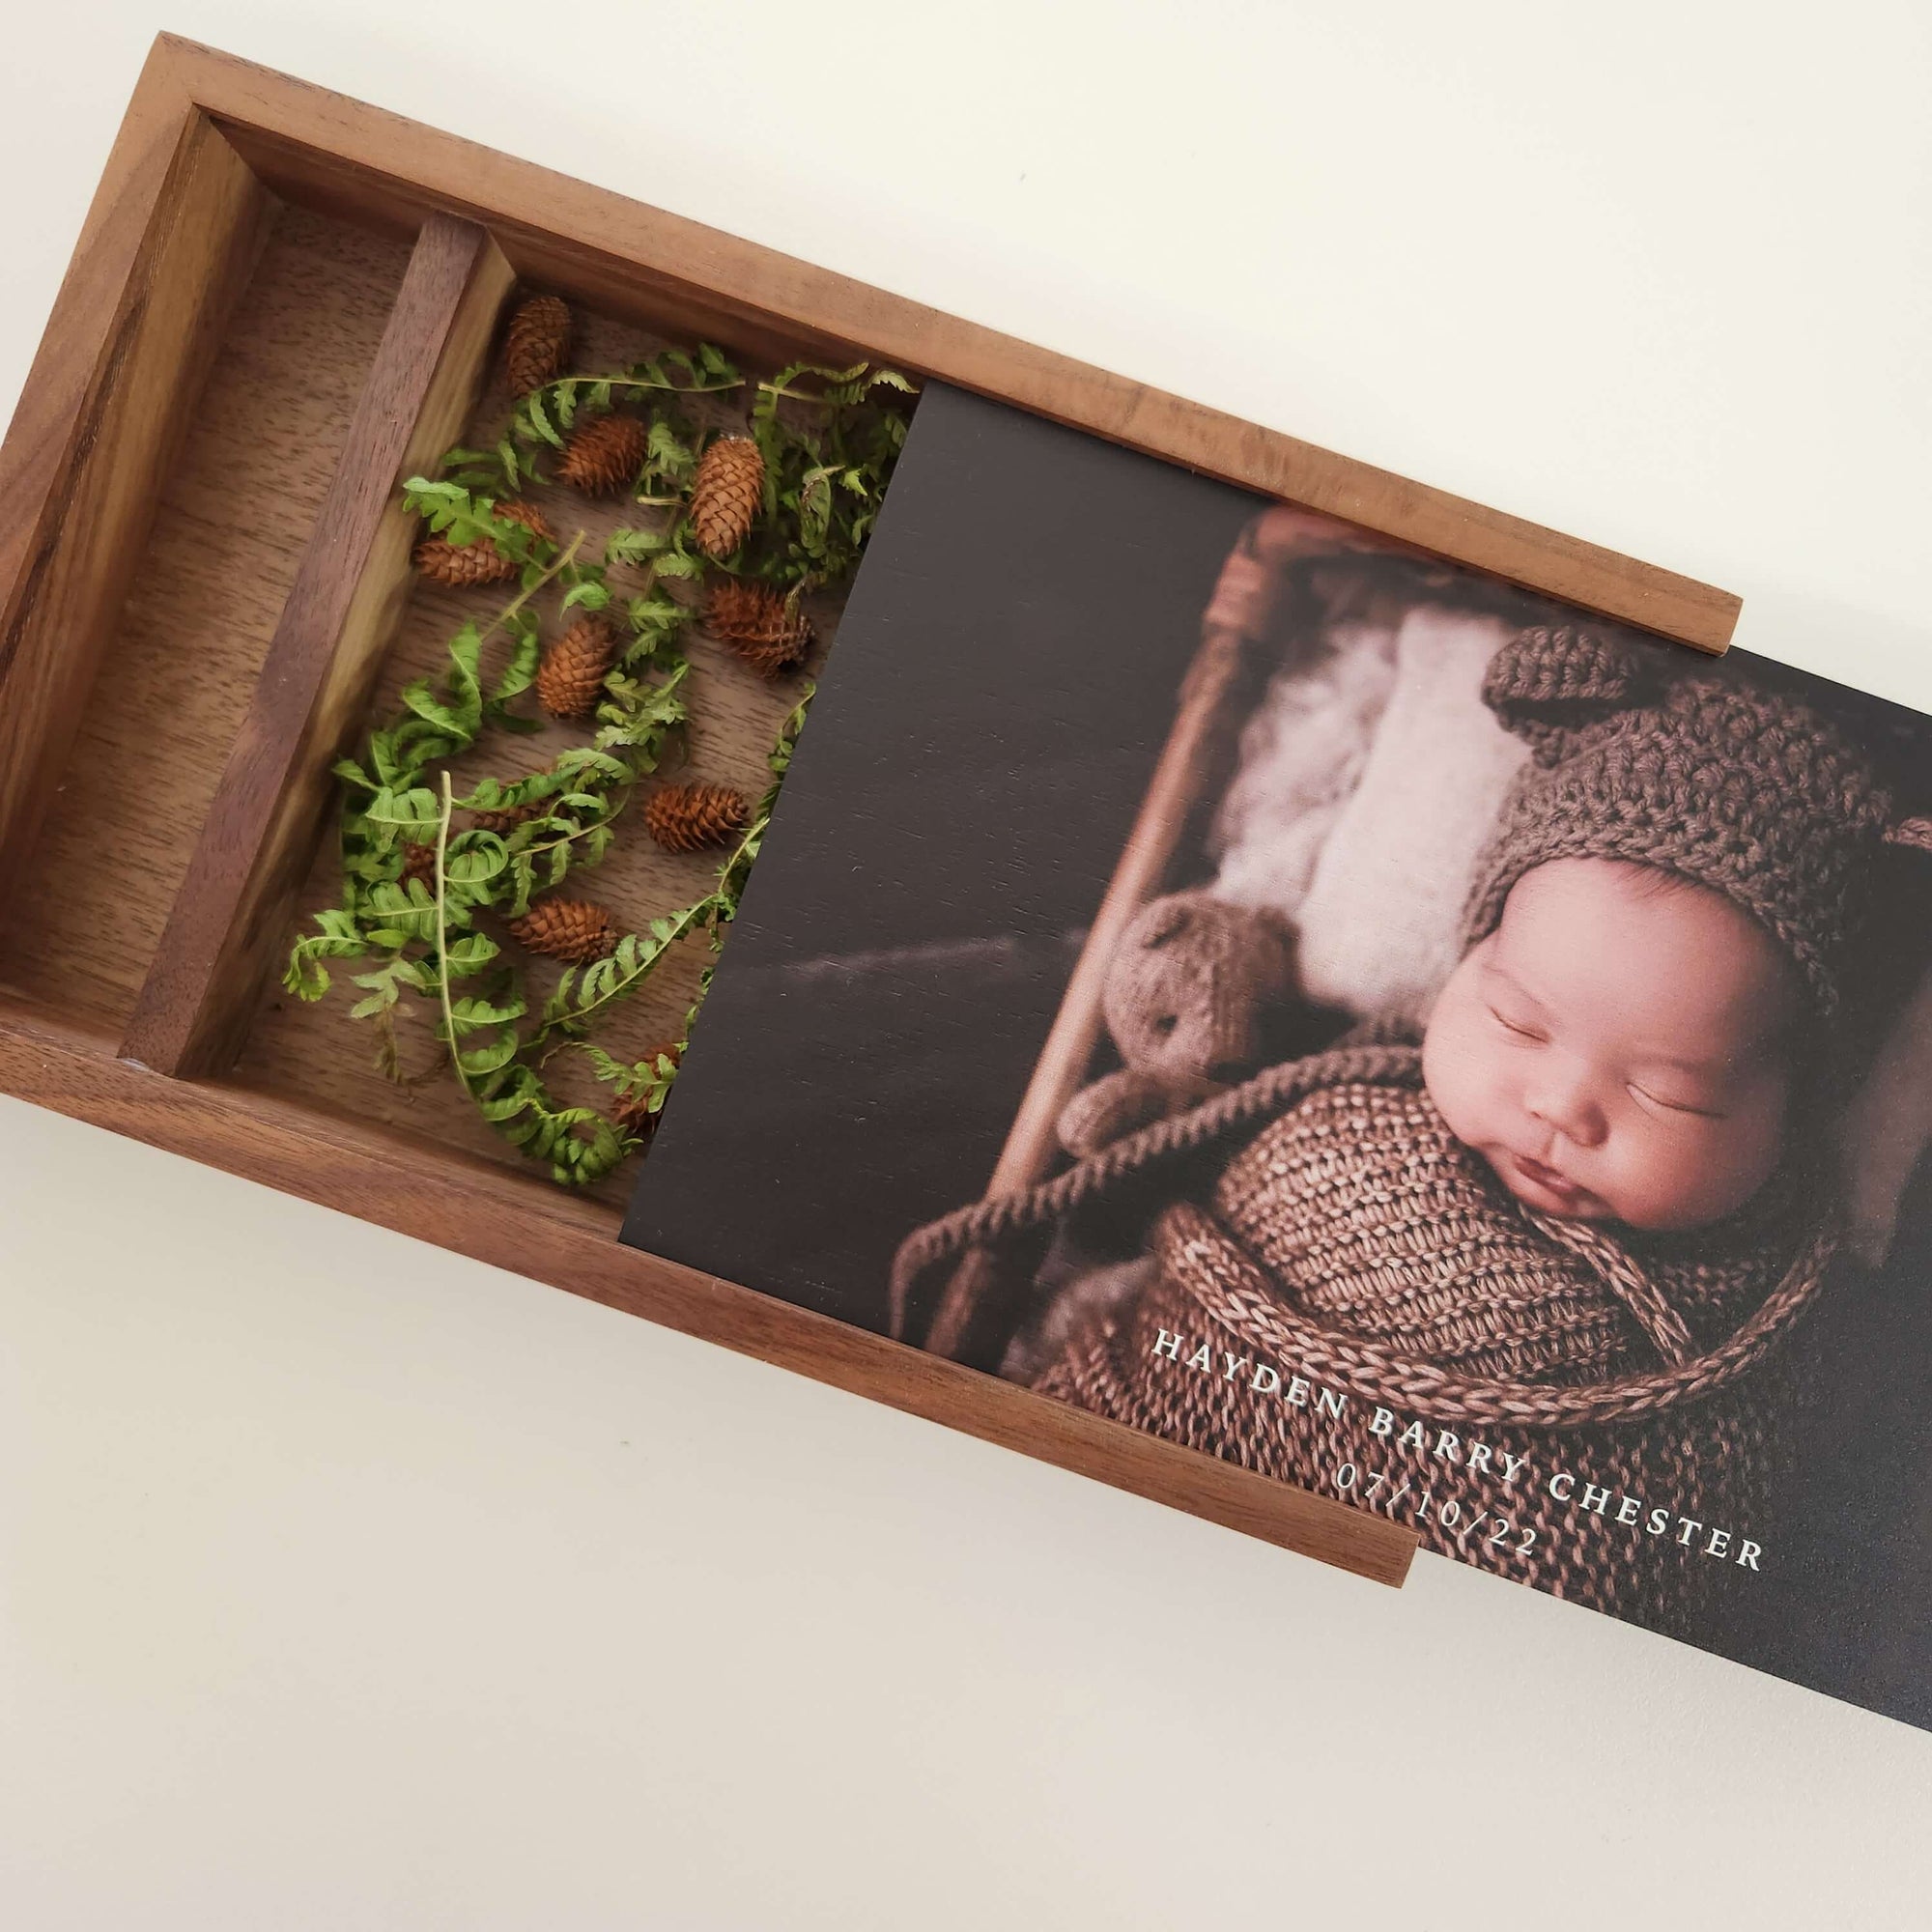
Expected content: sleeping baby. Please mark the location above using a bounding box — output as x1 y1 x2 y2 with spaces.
1426 847 1804 1237
895 623 1931 1616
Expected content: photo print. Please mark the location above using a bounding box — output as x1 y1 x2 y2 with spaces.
628 383 1932 1728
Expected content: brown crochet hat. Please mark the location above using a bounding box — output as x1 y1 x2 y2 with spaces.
1464 625 1932 1015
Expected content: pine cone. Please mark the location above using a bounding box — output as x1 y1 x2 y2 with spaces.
504 294 571 397
644 781 752 854
399 840 438 886
507 896 618 964
556 413 648 497
611 1042 683 1138
690 436 764 558
702 578 814 677
534 613 619 718
412 499 553 586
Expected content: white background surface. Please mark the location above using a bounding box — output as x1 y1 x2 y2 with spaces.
3 4 1930 1924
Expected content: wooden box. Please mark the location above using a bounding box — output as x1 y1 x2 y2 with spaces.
0 37 1742 1592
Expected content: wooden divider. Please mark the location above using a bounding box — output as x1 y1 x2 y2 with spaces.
121 213 516 1076
0 108 270 903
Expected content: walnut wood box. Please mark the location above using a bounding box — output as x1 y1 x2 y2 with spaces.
0 37 1743 1592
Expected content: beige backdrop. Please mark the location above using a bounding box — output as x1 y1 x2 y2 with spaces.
3 2 1930 1925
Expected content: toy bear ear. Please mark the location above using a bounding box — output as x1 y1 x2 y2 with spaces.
1139 895 1198 947
1482 623 1656 765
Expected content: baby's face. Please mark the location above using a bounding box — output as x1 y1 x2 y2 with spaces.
1423 859 1801 1232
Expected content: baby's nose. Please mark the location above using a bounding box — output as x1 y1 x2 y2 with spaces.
1525 1066 1607 1147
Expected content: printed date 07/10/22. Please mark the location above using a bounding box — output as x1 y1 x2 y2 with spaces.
1330 1463 1536 1557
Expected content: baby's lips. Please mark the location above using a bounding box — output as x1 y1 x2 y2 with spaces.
1501 1149 1592 1209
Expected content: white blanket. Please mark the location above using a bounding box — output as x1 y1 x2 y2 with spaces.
1216 604 1525 1029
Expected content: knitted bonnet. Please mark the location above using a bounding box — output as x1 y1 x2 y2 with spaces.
1463 624 1932 1015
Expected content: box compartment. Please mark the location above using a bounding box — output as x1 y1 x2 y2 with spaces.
2 132 872 1217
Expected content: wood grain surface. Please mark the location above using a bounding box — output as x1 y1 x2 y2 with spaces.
123 214 516 1076
0 993 1417 1589
0 106 268 907
0 205 414 1026
154 35 1739 653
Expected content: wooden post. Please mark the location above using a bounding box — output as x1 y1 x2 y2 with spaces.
920 621 1249 1365
918 509 1423 1365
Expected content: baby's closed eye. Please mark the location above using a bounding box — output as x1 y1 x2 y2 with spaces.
1488 1005 1546 1042
1627 1081 1725 1120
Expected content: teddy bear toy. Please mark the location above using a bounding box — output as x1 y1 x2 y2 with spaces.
1054 889 1296 1157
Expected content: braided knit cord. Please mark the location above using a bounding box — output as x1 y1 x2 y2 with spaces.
892 1043 1834 1431
1521 1209 1698 1367
888 1043 1422 1337
1156 1202 1834 1432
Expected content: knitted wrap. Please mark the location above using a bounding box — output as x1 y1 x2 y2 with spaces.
1464 625 1904 1014
1043 1052 1828 1614
895 1046 1833 1619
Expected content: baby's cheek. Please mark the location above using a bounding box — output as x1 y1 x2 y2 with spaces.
1607 1130 1698 1225
1422 1008 1502 1148
1420 1015 1469 1137
1709 1077 1791 1186
1620 1109 1783 1230
1718 1101 1789 1200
